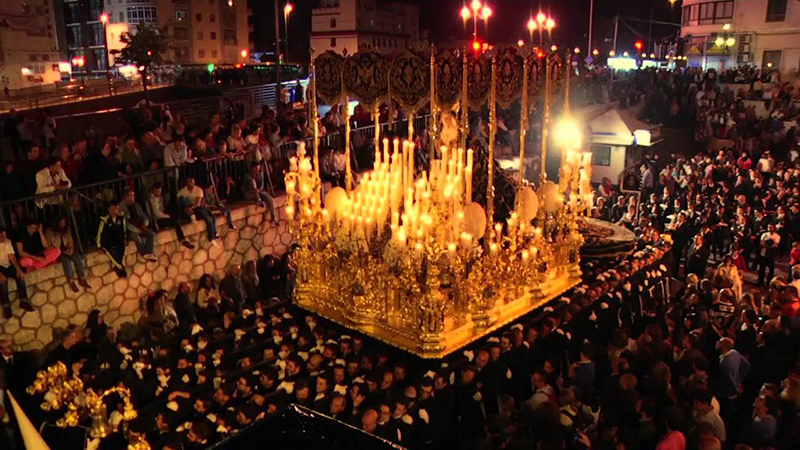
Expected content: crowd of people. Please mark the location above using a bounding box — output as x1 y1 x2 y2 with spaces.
1 63 800 450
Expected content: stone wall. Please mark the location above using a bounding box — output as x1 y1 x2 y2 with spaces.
0 196 292 350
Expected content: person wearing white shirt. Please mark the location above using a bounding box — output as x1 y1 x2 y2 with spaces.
178 177 219 244
0 228 32 319
758 224 781 286
35 159 71 209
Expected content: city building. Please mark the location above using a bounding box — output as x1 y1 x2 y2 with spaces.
0 0 65 91
310 0 419 57
53 0 111 78
680 0 800 73
104 0 252 66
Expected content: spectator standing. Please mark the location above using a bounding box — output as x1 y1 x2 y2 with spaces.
34 158 71 217
46 218 89 292
96 200 129 278
0 228 32 318
120 137 145 173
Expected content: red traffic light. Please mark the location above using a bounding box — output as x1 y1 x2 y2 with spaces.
634 41 643 51
537 50 545 59
472 40 481 52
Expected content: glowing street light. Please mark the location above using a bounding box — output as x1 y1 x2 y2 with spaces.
461 6 471 21
518 39 525 47
573 47 580 54
536 12 547 25
609 50 616 57
554 117 582 150
592 49 599 56
283 3 293 63
715 37 724 46
99 12 109 23
461 1 491 42
551 45 558 52
545 17 555 31
725 37 735 46
240 49 249 59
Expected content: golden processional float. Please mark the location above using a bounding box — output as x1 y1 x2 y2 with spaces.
286 46 595 358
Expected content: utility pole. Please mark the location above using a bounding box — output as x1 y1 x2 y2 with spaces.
273 0 282 107
612 15 619 55
587 0 594 58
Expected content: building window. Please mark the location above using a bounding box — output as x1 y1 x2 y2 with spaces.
766 0 787 22
88 0 102 19
212 50 218 57
197 31 204 40
29 54 38 62
331 18 337 28
196 13 202 22
174 27 189 40
93 48 107 70
119 12 124 22
762 50 781 69
42 54 50 62
128 5 158 24
210 32 217 40
175 10 188 21
223 29 237 45
65 2 81 24
682 1 733 26
590 146 612 166
199 49 205 58
67 25 82 48
90 23 105 46
331 37 337 47
210 14 216 22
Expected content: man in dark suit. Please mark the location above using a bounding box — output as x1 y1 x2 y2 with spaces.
173 282 196 332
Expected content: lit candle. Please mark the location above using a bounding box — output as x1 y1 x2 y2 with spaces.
460 232 472 249
285 204 295 220
521 249 529 261
448 242 457 259
395 227 407 248
489 242 499 256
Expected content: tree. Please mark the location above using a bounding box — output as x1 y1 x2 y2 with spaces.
111 23 170 100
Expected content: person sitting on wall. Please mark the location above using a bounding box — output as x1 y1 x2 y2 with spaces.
148 183 195 250
46 217 90 293
242 162 279 226
96 200 129 278
178 177 225 246
120 188 158 262
16 219 60 272
0 228 32 319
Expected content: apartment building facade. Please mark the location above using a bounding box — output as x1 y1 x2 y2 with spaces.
310 0 419 57
680 0 800 73
0 0 65 90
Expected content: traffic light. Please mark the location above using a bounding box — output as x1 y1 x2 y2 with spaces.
206 63 215 73
634 41 643 51
472 40 481 52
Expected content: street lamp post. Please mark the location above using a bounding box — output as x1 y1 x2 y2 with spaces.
283 3 293 63
460 1 491 44
100 12 112 95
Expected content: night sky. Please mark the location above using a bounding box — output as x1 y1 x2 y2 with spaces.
254 0 682 59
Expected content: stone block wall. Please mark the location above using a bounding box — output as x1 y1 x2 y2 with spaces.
0 196 292 350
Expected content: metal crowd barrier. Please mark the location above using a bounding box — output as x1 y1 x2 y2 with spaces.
0 116 432 256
